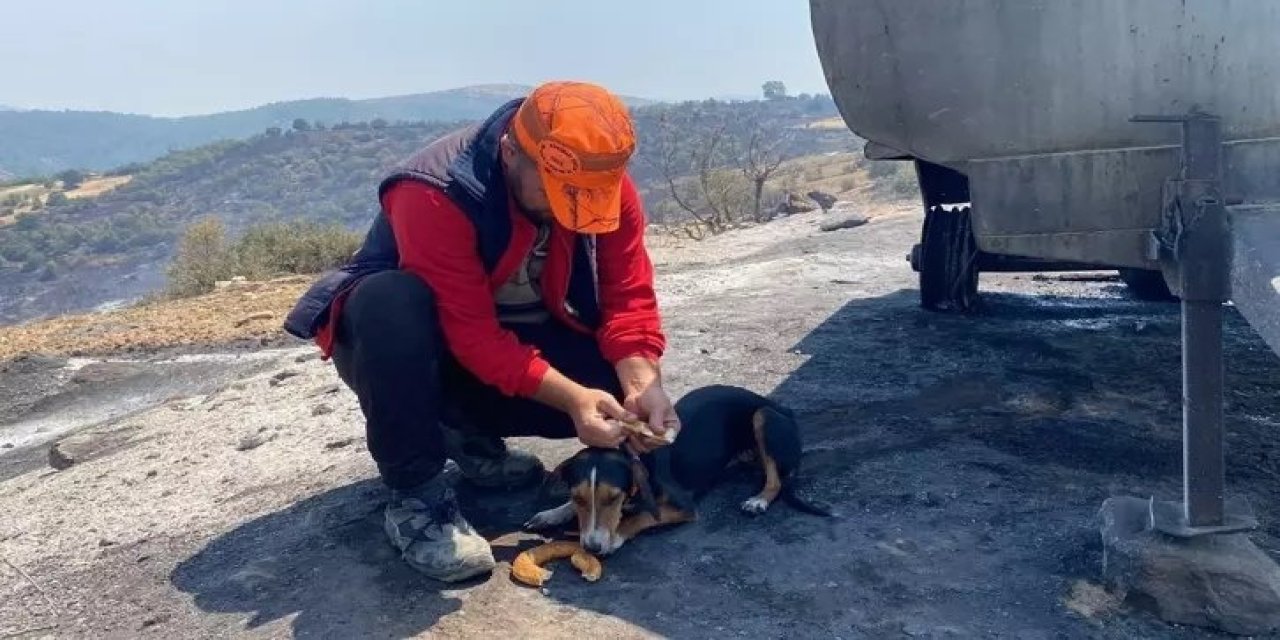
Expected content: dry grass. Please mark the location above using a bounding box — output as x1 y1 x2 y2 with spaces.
775 152 866 197
0 184 43 199
0 184 45 226
645 150 913 237
0 276 313 360
0 231 672 360
1062 580 1124 620
65 175 132 199
801 116 850 130
0 174 132 225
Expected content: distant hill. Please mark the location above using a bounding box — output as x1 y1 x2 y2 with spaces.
0 95 852 323
0 85 655 178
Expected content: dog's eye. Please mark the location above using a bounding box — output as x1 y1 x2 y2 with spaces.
572 495 587 506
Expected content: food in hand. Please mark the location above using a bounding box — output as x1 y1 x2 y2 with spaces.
617 418 678 447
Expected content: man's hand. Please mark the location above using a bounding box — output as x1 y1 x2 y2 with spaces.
568 387 634 448
616 356 679 453
622 385 679 452
534 367 634 448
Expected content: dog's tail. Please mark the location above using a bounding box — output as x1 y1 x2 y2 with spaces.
780 476 837 518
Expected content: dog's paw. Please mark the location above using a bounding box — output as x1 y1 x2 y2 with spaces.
523 504 574 530
522 513 563 530
740 496 771 515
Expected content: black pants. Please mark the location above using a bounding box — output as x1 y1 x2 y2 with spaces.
330 270 622 490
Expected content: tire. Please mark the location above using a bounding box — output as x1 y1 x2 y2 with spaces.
918 205 980 312
1119 268 1178 302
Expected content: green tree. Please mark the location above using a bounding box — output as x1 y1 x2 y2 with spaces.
56 169 85 189
166 216 236 297
292 118 311 132
762 81 788 100
0 239 33 264
38 261 59 281
46 192 69 207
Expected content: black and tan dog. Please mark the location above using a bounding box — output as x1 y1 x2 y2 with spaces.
525 384 832 555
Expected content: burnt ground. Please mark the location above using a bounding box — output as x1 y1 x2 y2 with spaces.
1 205 1279 639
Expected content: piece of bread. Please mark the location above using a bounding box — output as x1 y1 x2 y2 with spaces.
618 418 678 448
511 541 603 587
570 548 603 581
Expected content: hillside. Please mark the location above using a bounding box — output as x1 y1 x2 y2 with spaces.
3 194 1278 638
0 85 655 178
0 95 855 324
1 174 134 224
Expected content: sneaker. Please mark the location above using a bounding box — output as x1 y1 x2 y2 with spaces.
442 424 545 490
384 465 495 582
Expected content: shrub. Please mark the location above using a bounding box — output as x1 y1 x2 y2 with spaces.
234 220 360 280
861 160 919 198
56 170 85 190
38 261 59 282
165 217 236 298
866 160 899 179
887 163 919 197
165 217 361 298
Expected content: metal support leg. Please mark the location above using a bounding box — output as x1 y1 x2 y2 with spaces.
1182 301 1225 527
1131 111 1257 537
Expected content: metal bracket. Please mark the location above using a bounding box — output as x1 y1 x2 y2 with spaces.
1132 112 1230 300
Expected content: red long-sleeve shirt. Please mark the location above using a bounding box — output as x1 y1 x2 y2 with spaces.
315 173 665 397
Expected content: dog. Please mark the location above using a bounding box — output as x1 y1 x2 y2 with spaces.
524 384 832 555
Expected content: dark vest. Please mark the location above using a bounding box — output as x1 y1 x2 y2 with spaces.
283 99 602 340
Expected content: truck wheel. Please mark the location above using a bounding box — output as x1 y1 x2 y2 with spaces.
1118 268 1178 302
918 205 980 312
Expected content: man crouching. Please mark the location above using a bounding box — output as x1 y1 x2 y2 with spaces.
282 81 679 582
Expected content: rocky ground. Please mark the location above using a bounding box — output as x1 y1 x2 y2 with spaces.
1 194 1279 639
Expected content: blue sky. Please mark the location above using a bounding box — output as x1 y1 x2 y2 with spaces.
0 0 830 116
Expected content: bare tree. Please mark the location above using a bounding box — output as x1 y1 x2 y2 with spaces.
734 115 792 222
649 110 739 237
644 106 792 238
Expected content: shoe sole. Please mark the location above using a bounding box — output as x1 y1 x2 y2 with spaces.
384 517 497 583
407 558 496 583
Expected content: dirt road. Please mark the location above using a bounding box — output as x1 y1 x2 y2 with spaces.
2 199 1278 639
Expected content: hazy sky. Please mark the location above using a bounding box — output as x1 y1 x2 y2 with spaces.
0 0 830 116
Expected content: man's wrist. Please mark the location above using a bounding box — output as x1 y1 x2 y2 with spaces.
615 355 661 397
533 367 588 415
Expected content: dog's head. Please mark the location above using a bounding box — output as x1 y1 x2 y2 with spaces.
546 447 659 554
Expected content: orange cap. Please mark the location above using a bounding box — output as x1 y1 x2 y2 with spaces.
511 81 636 234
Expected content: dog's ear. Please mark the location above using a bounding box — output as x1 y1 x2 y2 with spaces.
627 456 661 519
537 456 574 503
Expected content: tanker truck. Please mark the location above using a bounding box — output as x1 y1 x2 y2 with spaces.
809 0 1280 543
